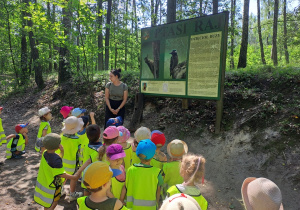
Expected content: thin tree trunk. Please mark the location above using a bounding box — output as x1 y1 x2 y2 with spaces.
105 0 112 70
133 0 138 42
52 4 58 72
230 0 236 68
199 0 203 16
97 0 104 71
47 1 52 72
213 0 218 14
21 0 28 84
151 0 161 78
283 0 289 64
167 0 176 24
237 0 250 68
257 0 266 64
125 0 128 71
267 0 270 45
272 0 279 66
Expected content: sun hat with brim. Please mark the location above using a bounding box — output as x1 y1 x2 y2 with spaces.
136 139 156 160
160 193 201 210
117 126 130 143
103 126 119 139
241 177 284 210
106 144 126 160
15 123 29 133
38 107 51 117
167 139 188 158
134 126 151 142
62 116 84 134
82 161 122 189
72 108 87 117
60 106 74 119
43 133 61 150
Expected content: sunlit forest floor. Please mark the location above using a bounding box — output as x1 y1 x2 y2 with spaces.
0 66 300 209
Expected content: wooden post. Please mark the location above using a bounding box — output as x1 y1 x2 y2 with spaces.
129 93 144 132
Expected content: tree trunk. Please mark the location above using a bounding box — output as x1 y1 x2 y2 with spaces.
199 0 203 16
237 0 250 68
230 0 236 69
47 1 52 72
21 0 28 84
52 4 58 72
272 0 279 66
105 0 112 70
125 0 128 71
266 0 270 45
97 0 104 71
213 0 218 14
257 0 266 64
283 0 289 64
27 1 44 89
58 0 71 83
133 0 138 42
167 0 176 23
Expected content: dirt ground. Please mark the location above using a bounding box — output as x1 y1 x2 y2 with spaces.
0 95 299 210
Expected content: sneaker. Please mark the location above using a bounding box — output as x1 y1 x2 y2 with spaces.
61 186 66 196
69 191 83 202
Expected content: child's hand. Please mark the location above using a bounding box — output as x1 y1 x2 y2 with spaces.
89 112 95 118
59 144 64 152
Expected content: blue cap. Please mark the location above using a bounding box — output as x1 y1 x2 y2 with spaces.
72 108 87 117
151 130 163 136
136 139 156 160
106 116 123 127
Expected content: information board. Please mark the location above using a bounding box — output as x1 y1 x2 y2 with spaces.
140 12 229 100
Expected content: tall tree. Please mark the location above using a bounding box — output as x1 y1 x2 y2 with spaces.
213 0 218 14
97 0 104 71
257 0 266 64
271 0 279 66
283 0 289 64
237 0 250 68
167 0 176 23
47 1 52 72
151 0 160 78
230 0 236 68
105 0 112 70
21 0 28 83
58 0 72 83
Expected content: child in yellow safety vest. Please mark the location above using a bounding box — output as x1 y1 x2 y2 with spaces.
6 123 29 159
106 144 126 199
72 107 87 118
81 124 102 196
60 106 73 119
77 161 127 210
0 107 7 146
150 130 167 169
35 107 52 153
166 153 208 210
130 126 151 166
120 139 164 210
117 126 132 172
77 112 96 166
61 116 84 201
34 133 83 209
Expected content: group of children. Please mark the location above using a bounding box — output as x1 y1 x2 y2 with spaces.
0 105 284 210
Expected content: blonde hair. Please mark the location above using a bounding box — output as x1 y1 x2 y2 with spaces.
180 153 206 185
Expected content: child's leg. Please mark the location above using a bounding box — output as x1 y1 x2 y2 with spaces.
70 179 76 193
44 201 58 210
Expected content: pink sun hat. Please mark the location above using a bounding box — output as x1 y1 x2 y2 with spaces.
117 126 130 143
60 106 74 119
106 144 126 160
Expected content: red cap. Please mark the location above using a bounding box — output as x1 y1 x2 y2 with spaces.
15 123 29 133
0 107 3 111
151 133 166 146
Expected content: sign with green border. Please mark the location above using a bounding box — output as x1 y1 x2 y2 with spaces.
140 12 229 100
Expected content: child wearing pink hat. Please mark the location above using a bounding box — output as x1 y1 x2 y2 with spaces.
0 107 7 146
117 126 132 172
106 144 126 199
60 106 73 119
150 130 167 170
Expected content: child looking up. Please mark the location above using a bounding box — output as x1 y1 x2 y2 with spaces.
72 107 87 118
0 107 7 146
166 153 208 210
131 126 151 166
35 107 52 153
150 130 167 169
6 123 29 159
81 124 102 196
117 126 132 172
61 116 84 201
163 139 188 188
106 144 126 199
60 106 73 119
77 161 126 210
120 139 164 210
34 133 83 209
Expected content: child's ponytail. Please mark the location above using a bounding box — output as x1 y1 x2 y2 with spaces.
98 145 106 161
98 136 119 161
181 153 206 186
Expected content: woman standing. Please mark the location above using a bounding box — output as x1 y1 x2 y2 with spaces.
104 69 128 128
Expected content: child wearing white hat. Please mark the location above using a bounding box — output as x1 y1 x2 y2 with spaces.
160 193 201 210
35 107 52 153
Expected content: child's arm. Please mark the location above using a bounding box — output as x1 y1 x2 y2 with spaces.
22 133 29 145
106 188 114 198
114 200 124 210
90 112 96 124
42 129 48 137
6 134 16 140
58 144 64 158
156 185 161 205
120 184 127 204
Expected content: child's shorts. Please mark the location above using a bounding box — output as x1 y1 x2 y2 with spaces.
54 186 62 202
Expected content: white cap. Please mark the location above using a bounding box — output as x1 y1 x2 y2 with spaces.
38 107 51 117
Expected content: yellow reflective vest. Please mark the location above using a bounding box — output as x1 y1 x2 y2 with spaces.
163 161 183 187
167 185 208 210
0 117 6 145
76 132 89 166
77 196 129 210
34 152 65 208
35 121 51 152
126 164 161 210
6 134 25 159
111 175 125 199
131 151 140 166
150 158 166 170
60 134 81 175
81 145 99 189
123 143 133 172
